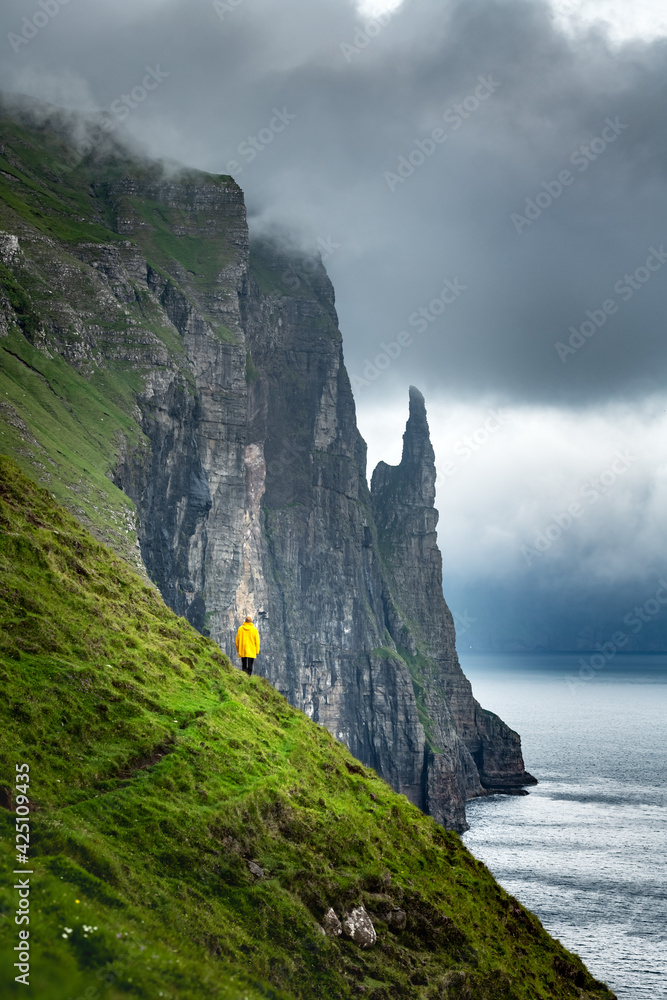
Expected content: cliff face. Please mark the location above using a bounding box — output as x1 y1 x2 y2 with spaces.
106 173 251 640
0 99 534 830
240 245 427 809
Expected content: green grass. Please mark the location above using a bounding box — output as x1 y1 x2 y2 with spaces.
0 324 145 567
0 458 616 1000
394 645 445 752
246 351 261 383
117 196 236 297
0 150 125 246
0 262 41 338
0 104 246 558
0 110 213 559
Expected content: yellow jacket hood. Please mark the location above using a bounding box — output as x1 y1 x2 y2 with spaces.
235 622 260 658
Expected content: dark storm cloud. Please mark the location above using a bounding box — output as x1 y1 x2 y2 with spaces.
2 0 667 407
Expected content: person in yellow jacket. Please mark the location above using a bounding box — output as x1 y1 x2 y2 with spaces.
235 615 260 675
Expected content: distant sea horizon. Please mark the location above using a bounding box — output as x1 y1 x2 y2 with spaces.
460 652 667 1000
460 648 667 653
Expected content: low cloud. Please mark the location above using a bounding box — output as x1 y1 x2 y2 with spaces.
2 0 667 627
1 0 667 406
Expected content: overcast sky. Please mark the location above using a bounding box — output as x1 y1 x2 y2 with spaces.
2 0 667 618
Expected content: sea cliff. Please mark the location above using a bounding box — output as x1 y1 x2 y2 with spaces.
0 96 534 832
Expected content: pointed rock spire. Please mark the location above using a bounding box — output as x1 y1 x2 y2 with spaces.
400 386 436 506
370 386 436 509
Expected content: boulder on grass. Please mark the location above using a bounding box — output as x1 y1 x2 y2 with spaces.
387 907 407 931
342 906 377 948
322 907 342 937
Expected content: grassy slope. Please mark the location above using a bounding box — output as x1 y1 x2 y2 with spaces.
0 458 615 1000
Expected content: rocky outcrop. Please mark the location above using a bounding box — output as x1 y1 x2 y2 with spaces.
0 103 534 831
372 387 536 796
321 908 343 937
342 906 377 948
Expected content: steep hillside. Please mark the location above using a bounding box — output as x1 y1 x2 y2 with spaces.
0 94 530 831
0 458 615 999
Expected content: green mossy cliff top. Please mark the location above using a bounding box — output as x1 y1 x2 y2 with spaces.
0 458 615 1000
0 100 243 567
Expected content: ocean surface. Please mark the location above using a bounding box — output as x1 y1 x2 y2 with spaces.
459 653 667 1000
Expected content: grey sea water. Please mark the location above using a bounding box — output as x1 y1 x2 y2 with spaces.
460 653 667 1000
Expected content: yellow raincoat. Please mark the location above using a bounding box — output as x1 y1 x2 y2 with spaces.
235 621 260 658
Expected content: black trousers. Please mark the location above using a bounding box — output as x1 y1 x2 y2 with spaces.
241 657 255 676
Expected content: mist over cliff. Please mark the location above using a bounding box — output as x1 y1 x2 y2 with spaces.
0 96 535 831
